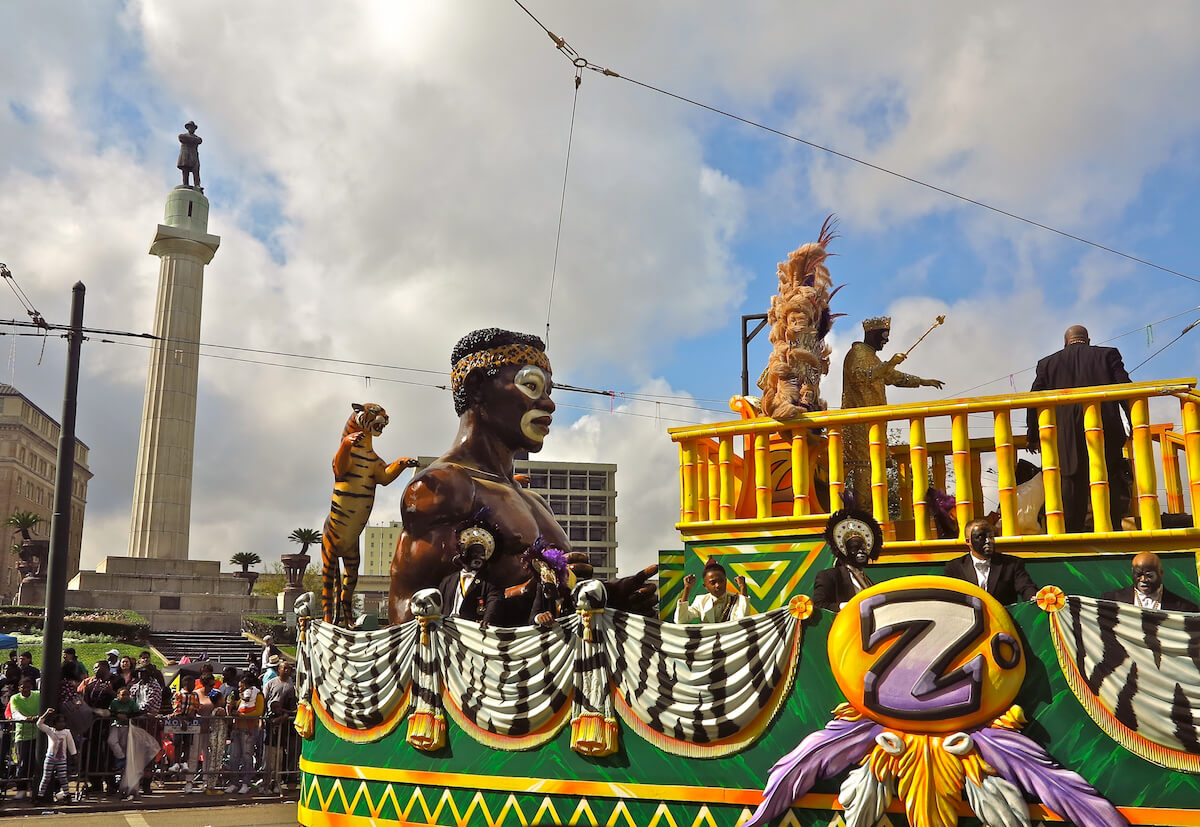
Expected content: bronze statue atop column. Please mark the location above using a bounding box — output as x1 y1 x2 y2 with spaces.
177 121 202 188
841 316 943 509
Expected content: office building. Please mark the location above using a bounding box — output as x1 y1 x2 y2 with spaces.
0 384 92 601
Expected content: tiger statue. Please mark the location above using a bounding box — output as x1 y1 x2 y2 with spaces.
321 402 418 625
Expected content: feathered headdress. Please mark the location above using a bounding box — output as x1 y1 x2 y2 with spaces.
823 508 883 562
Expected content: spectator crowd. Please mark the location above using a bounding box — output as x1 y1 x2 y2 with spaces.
0 644 298 805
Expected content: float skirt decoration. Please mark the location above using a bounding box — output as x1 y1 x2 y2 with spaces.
1044 593 1200 772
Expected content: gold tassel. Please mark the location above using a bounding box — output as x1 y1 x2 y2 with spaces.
571 714 618 756
407 711 447 751
418 616 430 647
578 608 594 642
295 701 316 740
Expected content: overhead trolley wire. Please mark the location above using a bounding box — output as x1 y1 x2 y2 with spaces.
0 316 729 420
510 1 1198 287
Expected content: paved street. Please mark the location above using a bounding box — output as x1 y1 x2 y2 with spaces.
0 802 297 825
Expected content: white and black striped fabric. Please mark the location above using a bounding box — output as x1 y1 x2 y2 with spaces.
603 609 799 747
439 615 576 737
302 619 418 731
299 590 801 755
1053 595 1200 768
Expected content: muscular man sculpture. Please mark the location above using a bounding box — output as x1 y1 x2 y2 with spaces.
841 316 943 509
177 121 202 188
388 328 656 626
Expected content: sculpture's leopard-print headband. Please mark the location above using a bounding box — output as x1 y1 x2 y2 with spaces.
450 344 551 394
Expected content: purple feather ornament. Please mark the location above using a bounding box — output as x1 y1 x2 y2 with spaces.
972 727 1128 827
743 715 882 827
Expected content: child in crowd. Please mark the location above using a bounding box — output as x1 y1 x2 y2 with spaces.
170 673 202 793
107 684 140 764
36 708 77 802
225 675 264 794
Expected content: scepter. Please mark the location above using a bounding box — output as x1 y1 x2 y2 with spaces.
901 314 946 358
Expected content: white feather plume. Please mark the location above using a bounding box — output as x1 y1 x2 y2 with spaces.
839 762 894 827
963 773 1033 827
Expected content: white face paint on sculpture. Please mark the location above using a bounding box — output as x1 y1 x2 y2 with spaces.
515 365 553 443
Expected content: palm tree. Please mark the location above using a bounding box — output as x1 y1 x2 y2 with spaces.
287 528 322 555
4 512 45 541
230 551 263 573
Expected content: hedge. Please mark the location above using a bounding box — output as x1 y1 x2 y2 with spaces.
0 607 150 640
242 613 295 644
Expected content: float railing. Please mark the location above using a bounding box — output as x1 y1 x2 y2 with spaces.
670 378 1200 550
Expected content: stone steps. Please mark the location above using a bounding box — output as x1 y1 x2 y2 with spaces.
150 629 264 669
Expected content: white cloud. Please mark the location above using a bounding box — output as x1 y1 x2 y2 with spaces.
539 380 720 575
0 0 1196 584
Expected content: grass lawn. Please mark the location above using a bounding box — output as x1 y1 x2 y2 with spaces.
14 642 167 672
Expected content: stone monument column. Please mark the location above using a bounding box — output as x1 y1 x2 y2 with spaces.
128 162 220 561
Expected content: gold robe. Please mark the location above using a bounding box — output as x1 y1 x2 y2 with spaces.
841 341 921 507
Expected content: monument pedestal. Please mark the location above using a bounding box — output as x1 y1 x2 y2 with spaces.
66 556 276 633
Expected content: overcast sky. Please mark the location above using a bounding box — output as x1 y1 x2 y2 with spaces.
3 1 1199 576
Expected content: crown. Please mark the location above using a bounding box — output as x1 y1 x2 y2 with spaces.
862 316 891 332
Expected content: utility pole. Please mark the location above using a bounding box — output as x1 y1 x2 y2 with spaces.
39 282 85 716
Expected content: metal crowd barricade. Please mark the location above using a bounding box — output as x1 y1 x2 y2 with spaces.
0 711 300 810
0 717 40 803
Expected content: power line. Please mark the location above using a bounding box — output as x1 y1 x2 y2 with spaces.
940 306 1200 399
511 2 1199 287
545 67 583 350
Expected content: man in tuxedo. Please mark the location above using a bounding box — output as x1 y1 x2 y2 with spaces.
813 509 883 612
1101 552 1198 612
944 519 1038 605
1026 325 1132 533
437 533 501 627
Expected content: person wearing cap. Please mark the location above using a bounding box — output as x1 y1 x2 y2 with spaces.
261 634 282 672
813 508 884 612
675 558 749 624
842 316 943 510
106 648 121 669
61 648 87 683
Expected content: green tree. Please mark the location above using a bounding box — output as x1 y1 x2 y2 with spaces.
252 562 287 596
230 551 263 573
287 527 322 555
5 511 45 541
252 563 324 597
303 565 323 594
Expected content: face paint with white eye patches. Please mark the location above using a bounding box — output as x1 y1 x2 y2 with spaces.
515 365 553 443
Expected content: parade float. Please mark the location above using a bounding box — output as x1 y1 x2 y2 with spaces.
293 236 1200 827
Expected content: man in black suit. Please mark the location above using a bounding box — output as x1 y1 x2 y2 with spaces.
1026 324 1132 533
813 509 882 612
943 519 1038 605
1101 552 1199 612
437 533 501 627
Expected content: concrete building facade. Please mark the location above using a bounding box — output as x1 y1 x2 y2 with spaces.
0 384 92 602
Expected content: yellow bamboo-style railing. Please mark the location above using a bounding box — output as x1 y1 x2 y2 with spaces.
669 378 1200 546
